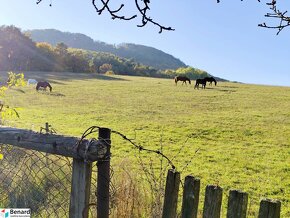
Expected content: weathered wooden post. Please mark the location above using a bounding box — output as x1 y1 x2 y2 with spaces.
97 128 111 218
0 126 110 218
203 185 223 218
227 190 248 218
181 176 200 218
45 122 49 133
162 169 180 218
69 159 92 218
258 199 281 218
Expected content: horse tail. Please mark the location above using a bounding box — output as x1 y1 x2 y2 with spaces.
47 83 52 92
194 79 198 89
174 76 177 85
188 78 191 84
36 83 40 91
214 79 217 86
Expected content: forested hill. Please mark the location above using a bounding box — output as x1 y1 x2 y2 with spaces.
0 25 213 80
27 29 187 70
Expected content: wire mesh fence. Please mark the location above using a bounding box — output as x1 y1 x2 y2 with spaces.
0 125 285 217
0 145 155 217
0 144 98 217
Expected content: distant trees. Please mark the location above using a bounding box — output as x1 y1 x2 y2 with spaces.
0 25 214 79
29 29 186 70
0 25 157 76
35 42 55 71
164 66 209 79
99 63 113 74
0 26 38 71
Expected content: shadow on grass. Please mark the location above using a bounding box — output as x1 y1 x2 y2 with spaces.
197 87 237 93
10 88 26 94
37 91 65 97
217 85 238 89
94 74 128 81
218 89 237 93
0 71 128 83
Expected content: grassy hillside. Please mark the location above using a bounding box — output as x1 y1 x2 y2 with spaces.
2 71 290 217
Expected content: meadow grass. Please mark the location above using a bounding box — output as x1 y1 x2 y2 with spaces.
2 71 290 217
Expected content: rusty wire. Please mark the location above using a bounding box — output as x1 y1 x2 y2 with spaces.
0 125 199 217
76 126 177 170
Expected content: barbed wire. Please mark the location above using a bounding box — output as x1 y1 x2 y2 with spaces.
1 124 203 217
75 125 176 170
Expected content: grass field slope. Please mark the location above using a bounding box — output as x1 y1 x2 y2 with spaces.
3 71 290 217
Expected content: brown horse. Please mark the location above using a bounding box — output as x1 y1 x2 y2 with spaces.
174 76 191 85
36 81 52 92
194 78 207 89
204 77 217 86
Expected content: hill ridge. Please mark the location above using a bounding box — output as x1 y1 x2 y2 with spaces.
27 29 187 70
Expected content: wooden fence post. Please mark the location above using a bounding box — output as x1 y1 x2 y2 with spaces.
258 199 281 218
181 176 200 218
162 169 180 218
97 128 111 218
45 122 49 133
227 190 248 218
203 185 223 218
69 159 92 218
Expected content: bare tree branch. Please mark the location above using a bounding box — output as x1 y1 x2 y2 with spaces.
36 0 290 34
134 0 174 33
258 0 290 35
92 0 137 21
218 0 289 35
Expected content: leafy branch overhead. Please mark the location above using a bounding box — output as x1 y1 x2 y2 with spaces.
36 0 289 34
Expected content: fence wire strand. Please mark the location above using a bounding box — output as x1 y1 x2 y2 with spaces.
0 125 198 217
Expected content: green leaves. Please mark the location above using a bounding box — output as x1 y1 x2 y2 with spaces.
7 72 26 87
0 72 24 123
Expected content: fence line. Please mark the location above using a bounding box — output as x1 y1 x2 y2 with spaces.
0 125 283 217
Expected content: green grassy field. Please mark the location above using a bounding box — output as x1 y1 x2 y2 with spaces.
2 71 290 217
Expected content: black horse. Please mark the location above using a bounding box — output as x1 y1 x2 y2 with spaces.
174 76 191 85
194 78 207 89
204 77 217 86
36 81 52 92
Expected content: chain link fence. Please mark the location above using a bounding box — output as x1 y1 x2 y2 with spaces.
0 126 190 217
0 144 99 217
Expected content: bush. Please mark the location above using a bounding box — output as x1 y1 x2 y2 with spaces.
105 70 115 75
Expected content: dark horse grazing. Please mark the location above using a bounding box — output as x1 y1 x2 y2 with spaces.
36 81 52 92
194 78 207 89
174 76 191 85
204 77 217 86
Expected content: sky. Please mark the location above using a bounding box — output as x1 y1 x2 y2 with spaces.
0 0 290 86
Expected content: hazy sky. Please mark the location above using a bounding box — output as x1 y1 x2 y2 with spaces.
1 0 290 86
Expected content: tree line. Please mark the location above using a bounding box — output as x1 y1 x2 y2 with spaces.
0 26 210 79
